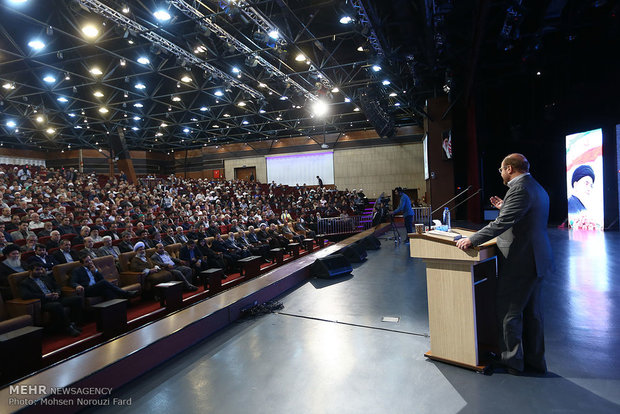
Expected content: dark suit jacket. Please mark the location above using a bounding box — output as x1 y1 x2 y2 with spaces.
118 241 134 253
19 274 61 302
27 254 59 272
70 266 104 288
179 245 204 263
52 249 79 264
469 174 553 278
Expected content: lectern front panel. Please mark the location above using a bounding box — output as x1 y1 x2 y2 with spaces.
425 260 478 366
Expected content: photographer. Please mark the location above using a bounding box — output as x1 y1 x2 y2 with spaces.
392 187 414 237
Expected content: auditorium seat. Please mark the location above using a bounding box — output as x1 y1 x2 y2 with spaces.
0 292 32 335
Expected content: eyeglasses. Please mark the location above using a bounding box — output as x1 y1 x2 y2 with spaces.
498 166 506 173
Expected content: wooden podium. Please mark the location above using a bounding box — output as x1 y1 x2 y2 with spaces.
410 228 499 371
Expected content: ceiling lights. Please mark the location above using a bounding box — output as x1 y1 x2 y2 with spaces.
181 75 192 83
42 75 56 83
153 10 171 21
99 107 109 113
135 83 146 89
90 67 103 76
339 16 353 24
137 57 150 65
93 91 104 97
28 39 45 50
82 24 99 38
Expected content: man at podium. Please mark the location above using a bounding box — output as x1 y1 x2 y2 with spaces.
456 153 553 375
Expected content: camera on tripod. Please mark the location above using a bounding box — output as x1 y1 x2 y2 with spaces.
372 192 392 226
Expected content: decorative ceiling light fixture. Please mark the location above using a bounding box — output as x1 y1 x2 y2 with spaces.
90 67 103 76
153 9 171 21
28 39 45 50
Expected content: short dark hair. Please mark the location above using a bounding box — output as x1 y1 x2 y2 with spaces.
78 251 92 262
35 243 46 250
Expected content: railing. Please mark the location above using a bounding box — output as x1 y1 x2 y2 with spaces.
411 207 433 228
317 215 372 236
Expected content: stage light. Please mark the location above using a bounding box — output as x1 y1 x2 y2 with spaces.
181 74 192 83
90 67 103 76
232 67 240 74
395 102 400 106
183 128 190 132
43 75 56 83
99 107 109 113
160 122 168 127
9 0 28 4
134 103 143 108
82 24 99 38
93 91 104 97
312 100 329 117
132 127 139 131
259 109 266 114
6 121 16 128
154 10 171 21
46 128 55 134
172 96 181 102
382 80 391 85
242 120 249 125
214 90 224 97
237 101 246 107
536 71 541 76
137 56 150 65
339 16 353 24
258 82 267 88
344 97 351 102
35 116 44 123
268 30 279 40
331 87 340 93
357 46 364 52
57 97 68 103
28 39 45 50
2 82 15 90
295 53 306 62
372 65 382 72
68 113 76 118
121 4 129 13
200 106 208 111
353 107 360 112
135 83 146 89
389 92 397 97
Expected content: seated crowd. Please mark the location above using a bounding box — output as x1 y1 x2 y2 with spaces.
0 164 368 338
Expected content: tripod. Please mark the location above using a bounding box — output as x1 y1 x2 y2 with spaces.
377 211 401 245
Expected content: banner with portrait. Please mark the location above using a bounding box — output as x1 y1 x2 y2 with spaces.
566 128 603 230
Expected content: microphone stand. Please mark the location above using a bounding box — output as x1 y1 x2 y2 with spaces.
431 185 473 215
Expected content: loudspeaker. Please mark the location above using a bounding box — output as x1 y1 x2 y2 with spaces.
340 243 367 263
312 254 353 279
356 235 381 250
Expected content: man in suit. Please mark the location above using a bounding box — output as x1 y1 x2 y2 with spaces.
150 243 197 291
117 231 134 253
162 228 177 246
46 230 62 250
180 239 209 273
27 243 58 275
10 221 36 241
456 153 553 375
20 263 82 337
70 252 137 300
53 239 79 264
97 236 120 260
174 226 189 244
130 242 173 290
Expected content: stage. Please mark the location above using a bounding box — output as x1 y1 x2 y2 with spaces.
75 226 620 414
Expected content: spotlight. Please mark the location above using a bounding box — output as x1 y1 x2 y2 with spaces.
28 39 45 50
268 30 279 40
295 53 306 62
43 75 56 83
214 90 224 97
372 65 382 72
137 56 150 65
154 10 171 21
312 100 329 117
135 83 146 89
82 24 99 38
382 80 391 85
339 16 353 24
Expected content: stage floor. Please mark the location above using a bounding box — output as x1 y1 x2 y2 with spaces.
88 227 620 414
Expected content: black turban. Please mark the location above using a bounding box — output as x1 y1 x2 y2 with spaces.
571 165 595 187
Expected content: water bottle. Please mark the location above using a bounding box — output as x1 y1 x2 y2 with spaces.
443 207 451 230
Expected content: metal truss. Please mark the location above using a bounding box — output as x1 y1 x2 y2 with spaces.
351 0 385 57
169 0 317 101
77 0 265 100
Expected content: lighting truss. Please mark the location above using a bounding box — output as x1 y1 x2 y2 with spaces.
223 0 335 92
169 0 318 101
350 0 384 57
77 0 264 100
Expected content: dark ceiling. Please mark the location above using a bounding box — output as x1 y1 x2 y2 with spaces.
0 0 617 154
